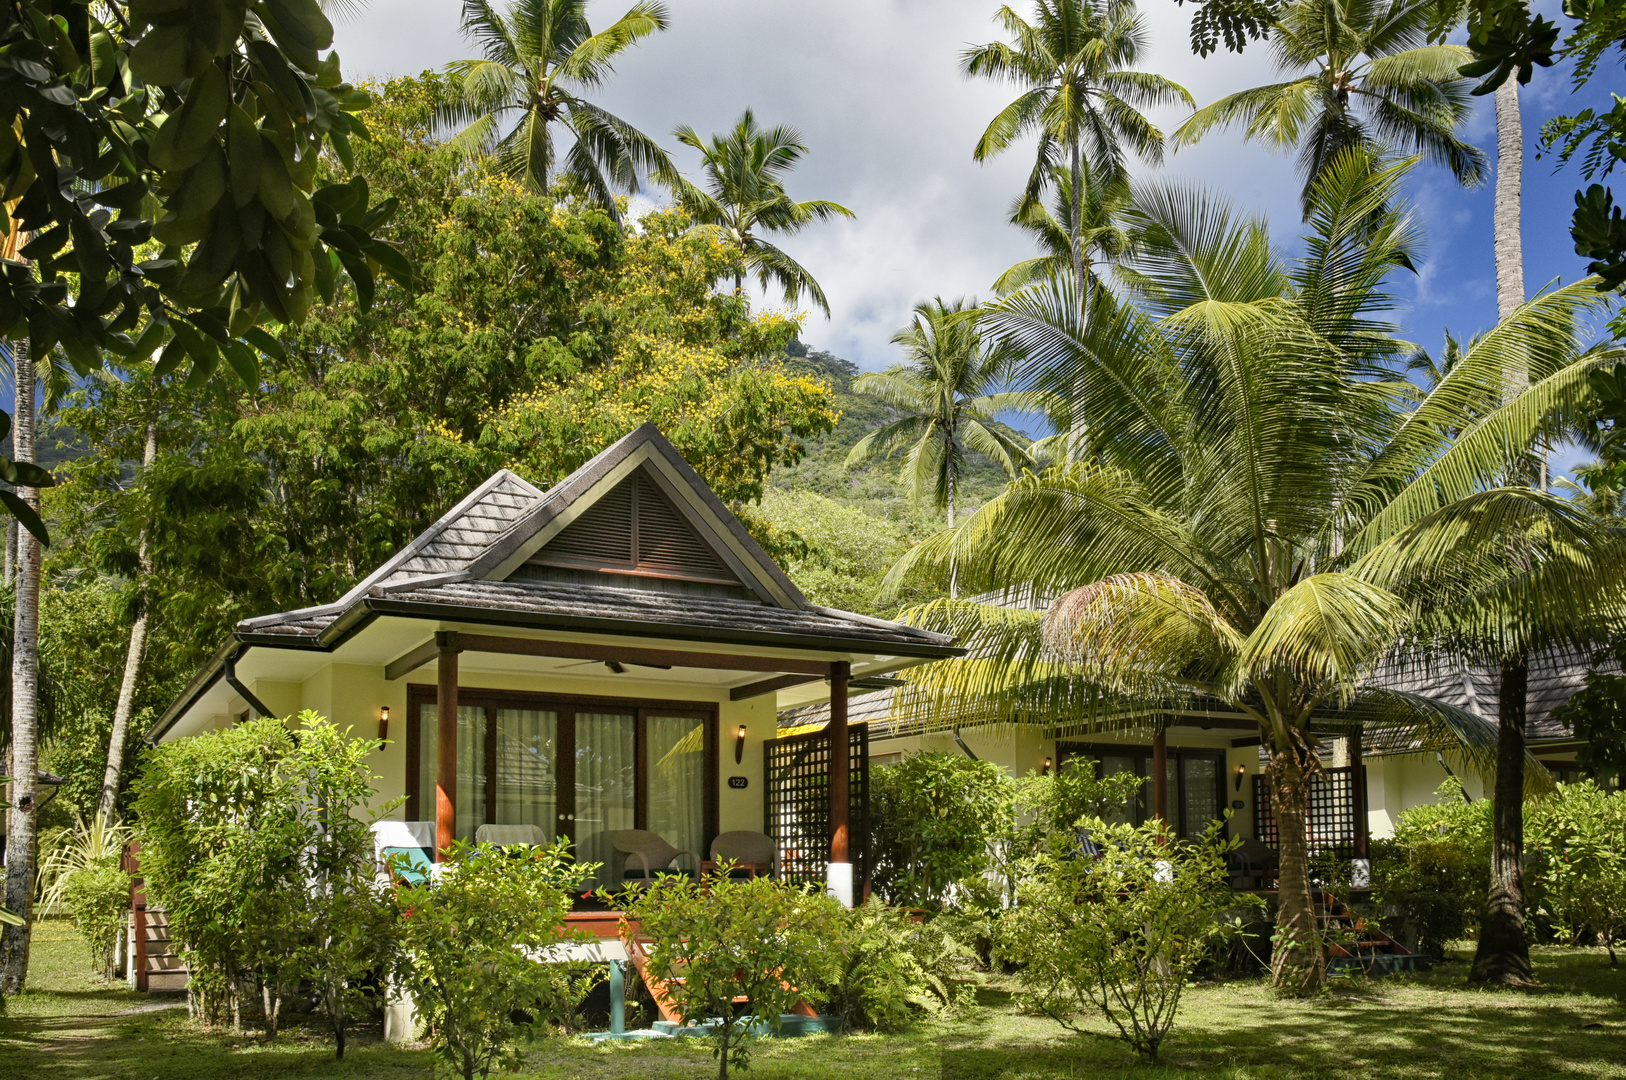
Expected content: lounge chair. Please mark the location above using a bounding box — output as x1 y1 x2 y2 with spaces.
707 830 777 879
610 829 691 889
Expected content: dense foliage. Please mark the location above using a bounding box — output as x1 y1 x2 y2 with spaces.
624 871 843 1080
1003 817 1255 1064
821 900 973 1032
869 752 1014 910
131 713 395 1047
396 840 596 1080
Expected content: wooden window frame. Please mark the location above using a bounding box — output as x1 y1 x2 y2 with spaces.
1057 741 1227 837
405 684 719 852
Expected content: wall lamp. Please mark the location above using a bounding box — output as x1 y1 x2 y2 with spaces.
1041 756 1052 776
735 725 747 764
1234 763 1246 791
378 706 390 747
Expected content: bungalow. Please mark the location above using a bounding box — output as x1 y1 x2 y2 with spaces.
151 423 962 916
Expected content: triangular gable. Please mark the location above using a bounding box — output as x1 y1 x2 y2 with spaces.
467 424 808 609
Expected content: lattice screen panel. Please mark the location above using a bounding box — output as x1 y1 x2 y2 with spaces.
1252 766 1357 858
763 725 868 888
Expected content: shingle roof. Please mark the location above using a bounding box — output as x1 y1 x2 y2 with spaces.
779 690 896 733
1372 648 1607 743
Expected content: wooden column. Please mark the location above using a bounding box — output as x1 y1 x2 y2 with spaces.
435 632 460 862
829 660 850 864
1351 728 1369 858
1152 726 1168 828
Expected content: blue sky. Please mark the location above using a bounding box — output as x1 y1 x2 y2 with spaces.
331 0 1617 474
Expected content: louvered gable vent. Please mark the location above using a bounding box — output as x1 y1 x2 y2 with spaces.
528 469 740 586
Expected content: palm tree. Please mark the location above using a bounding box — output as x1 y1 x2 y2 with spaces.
994 160 1135 296
1172 0 1487 213
880 151 1622 995
963 0 1192 292
671 111 853 317
437 0 675 217
845 299 1042 527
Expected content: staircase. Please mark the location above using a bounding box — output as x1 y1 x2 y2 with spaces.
1316 890 1433 975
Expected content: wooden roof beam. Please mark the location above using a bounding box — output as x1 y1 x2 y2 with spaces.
385 631 832 681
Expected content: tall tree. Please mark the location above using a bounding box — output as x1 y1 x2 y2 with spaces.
846 299 1039 527
437 0 675 216
671 110 854 317
1172 0 1488 212
964 0 1191 293
883 152 1617 995
97 416 157 822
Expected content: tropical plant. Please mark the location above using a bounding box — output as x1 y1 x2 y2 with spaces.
1528 780 1626 964
869 751 1015 909
37 814 131 917
822 900 973 1032
994 160 1136 296
883 149 1622 995
964 0 1192 291
846 300 1041 527
1005 757 1144 866
671 110 853 316
624 870 843 1080
62 858 130 980
396 839 595 1080
436 0 675 214
1172 0 1488 212
1370 779 1490 958
1002 816 1257 1064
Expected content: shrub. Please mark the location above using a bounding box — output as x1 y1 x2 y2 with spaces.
132 712 396 1048
1370 778 1489 957
1528 781 1626 964
822 900 973 1032
1003 759 1143 892
396 839 595 1080
624 868 843 1080
870 752 1014 909
62 857 130 979
1002 818 1257 1065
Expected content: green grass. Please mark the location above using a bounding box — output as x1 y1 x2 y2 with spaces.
4 919 1623 1079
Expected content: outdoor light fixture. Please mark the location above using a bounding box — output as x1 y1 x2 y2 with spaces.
1234 763 1246 791
1042 756 1052 776
378 706 390 746
735 725 747 764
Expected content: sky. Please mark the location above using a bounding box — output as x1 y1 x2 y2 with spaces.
330 0 1620 471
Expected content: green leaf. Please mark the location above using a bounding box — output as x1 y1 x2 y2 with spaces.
0 489 49 547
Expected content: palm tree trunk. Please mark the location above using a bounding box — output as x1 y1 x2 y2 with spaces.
1469 79 1537 988
1 339 39 995
98 420 158 821
1470 655 1536 985
1067 137 1088 463
1268 738 1326 995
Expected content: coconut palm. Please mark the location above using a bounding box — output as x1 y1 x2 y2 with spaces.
994 161 1135 296
846 299 1043 527
670 111 853 317
436 0 675 216
964 0 1191 292
881 151 1625 995
1172 0 1487 213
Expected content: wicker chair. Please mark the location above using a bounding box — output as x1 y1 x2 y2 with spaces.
708 830 777 879
610 829 691 888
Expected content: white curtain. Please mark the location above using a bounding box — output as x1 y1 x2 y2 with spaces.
573 712 636 882
495 709 559 844
417 703 487 841
647 715 705 864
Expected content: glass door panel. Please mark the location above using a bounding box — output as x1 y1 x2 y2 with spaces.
573 711 637 884
416 703 488 841
1098 754 1142 825
1180 756 1220 839
646 714 706 866
494 708 559 844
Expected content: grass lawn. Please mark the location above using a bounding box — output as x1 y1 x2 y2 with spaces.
3 918 1623 1079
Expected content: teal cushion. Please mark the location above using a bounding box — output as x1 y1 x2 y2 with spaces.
383 845 434 886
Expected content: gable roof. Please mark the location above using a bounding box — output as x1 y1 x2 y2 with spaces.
230 424 953 657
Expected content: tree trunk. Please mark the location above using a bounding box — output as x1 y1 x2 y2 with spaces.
1267 740 1326 995
1492 80 1524 323
1067 137 1088 463
1470 655 1536 985
98 420 157 821
3 518 13 586
0 340 39 995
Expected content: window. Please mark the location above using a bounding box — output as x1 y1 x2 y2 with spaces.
1057 742 1226 840
407 687 718 880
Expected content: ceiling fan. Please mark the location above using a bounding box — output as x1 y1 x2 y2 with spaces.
556 658 673 675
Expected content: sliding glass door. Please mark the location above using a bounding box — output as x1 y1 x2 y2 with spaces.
409 689 717 876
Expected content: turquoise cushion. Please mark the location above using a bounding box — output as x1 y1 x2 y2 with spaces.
383 846 434 886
